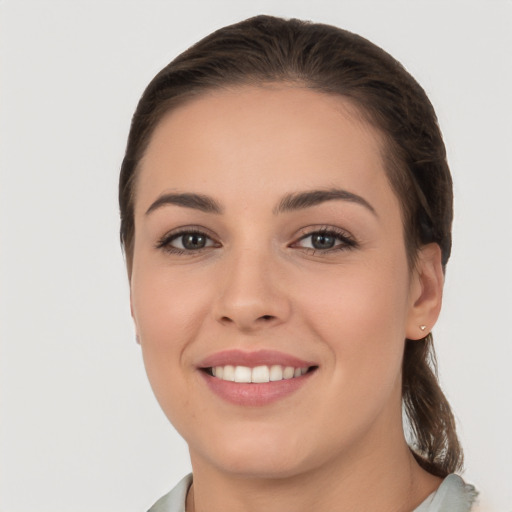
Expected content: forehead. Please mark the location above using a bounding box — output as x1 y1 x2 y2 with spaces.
136 85 396 216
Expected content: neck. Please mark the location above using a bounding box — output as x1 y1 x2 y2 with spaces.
187 419 442 512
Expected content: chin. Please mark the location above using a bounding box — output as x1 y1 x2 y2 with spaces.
190 428 317 479
211 453 311 480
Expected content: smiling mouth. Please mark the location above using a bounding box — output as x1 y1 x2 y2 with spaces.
202 365 318 383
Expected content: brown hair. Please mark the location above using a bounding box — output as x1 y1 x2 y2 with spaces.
119 15 462 477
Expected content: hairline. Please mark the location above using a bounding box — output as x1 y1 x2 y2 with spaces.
123 80 420 275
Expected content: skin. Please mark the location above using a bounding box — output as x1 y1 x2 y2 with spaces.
130 85 444 512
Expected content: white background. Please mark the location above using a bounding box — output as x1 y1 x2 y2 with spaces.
1 1 511 511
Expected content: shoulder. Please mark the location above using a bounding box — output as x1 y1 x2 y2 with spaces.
415 474 479 512
147 474 192 512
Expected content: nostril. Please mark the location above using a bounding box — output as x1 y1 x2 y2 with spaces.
217 313 279 328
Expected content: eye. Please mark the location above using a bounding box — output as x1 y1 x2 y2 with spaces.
156 229 218 254
294 228 357 252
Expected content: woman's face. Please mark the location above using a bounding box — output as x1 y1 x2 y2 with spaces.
130 85 437 478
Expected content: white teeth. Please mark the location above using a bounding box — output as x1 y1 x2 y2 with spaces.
269 365 283 381
252 365 270 383
234 366 252 383
283 366 295 379
209 364 311 383
222 365 235 382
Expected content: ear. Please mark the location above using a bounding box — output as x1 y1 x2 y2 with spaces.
406 243 444 340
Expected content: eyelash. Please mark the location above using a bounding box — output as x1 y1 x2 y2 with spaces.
155 228 219 255
155 226 358 255
294 227 358 253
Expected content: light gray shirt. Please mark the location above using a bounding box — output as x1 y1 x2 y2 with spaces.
148 473 478 512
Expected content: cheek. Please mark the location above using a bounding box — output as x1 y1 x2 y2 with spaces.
296 257 410 401
279 264 410 463
130 266 212 418
133 272 200 345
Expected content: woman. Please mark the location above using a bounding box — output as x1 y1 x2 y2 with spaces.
119 15 477 512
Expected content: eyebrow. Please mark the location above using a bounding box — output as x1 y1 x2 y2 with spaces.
274 188 377 216
145 188 376 217
145 193 223 215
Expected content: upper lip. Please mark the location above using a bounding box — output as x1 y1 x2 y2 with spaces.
198 349 316 369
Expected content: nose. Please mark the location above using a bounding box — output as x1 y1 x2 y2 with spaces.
212 247 292 333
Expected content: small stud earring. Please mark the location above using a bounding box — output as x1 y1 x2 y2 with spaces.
420 325 427 331
135 334 140 344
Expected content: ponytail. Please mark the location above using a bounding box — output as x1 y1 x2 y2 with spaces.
402 334 463 477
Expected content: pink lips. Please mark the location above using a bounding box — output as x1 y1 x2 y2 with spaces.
198 349 314 369
197 349 317 406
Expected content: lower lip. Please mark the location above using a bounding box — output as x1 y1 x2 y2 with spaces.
199 370 315 406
